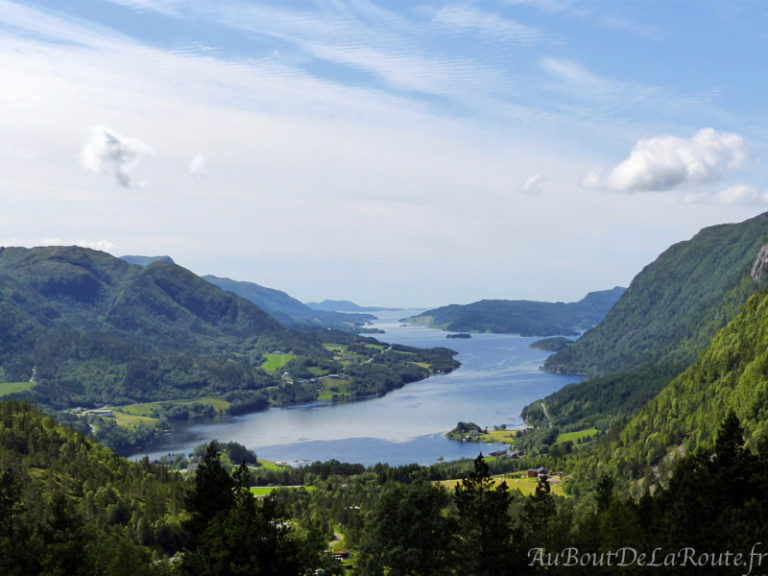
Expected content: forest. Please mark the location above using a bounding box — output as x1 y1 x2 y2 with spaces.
3 398 767 575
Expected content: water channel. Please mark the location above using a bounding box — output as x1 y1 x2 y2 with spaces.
132 310 580 466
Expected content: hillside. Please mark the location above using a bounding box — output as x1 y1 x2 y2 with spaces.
609 289 768 478
0 399 188 572
0 246 316 408
545 212 768 377
557 288 768 496
203 275 375 330
522 213 768 433
406 287 625 337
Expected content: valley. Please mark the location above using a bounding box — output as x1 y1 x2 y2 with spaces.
4 214 768 574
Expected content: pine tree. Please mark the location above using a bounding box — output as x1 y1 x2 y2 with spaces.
454 454 512 576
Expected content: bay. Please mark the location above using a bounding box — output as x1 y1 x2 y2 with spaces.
131 310 580 467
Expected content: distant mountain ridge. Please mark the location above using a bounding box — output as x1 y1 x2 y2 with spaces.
203 276 375 330
406 287 626 337
120 257 378 330
306 299 400 313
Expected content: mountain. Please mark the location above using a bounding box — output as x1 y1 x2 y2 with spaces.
405 287 626 337
523 212 768 438
203 275 376 329
120 254 176 266
0 246 459 451
0 246 313 407
305 299 400 313
570 288 768 490
545 213 768 378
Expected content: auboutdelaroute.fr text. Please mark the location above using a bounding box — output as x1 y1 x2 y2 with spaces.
528 543 768 575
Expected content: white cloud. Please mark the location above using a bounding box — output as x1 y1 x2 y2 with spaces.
583 129 750 193
715 185 767 204
685 185 768 205
189 153 208 178
76 239 117 252
80 125 153 188
520 173 545 196
1 237 116 252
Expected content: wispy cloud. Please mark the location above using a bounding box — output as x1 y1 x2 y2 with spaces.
186 2 496 99
431 4 544 44
503 0 665 40
540 56 607 90
80 125 153 188
582 129 750 193
539 56 716 120
104 0 181 17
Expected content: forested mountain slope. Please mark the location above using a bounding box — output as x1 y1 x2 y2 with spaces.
0 246 317 407
0 398 187 573
545 212 768 377
407 287 625 337
575 289 768 488
524 213 768 432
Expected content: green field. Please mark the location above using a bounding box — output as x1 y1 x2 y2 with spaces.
0 382 35 398
446 427 518 445
256 459 288 472
113 411 157 429
484 429 518 444
322 344 365 364
316 376 355 401
555 428 600 444
249 485 315 497
116 398 230 418
438 473 564 497
110 398 231 429
261 353 297 373
249 486 280 496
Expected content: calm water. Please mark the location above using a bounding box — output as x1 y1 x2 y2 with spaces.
131 310 580 466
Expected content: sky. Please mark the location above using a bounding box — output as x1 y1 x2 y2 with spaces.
2 1 768 308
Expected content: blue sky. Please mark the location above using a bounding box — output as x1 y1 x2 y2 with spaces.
2 0 768 307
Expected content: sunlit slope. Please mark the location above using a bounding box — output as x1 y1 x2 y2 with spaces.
575 289 768 485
